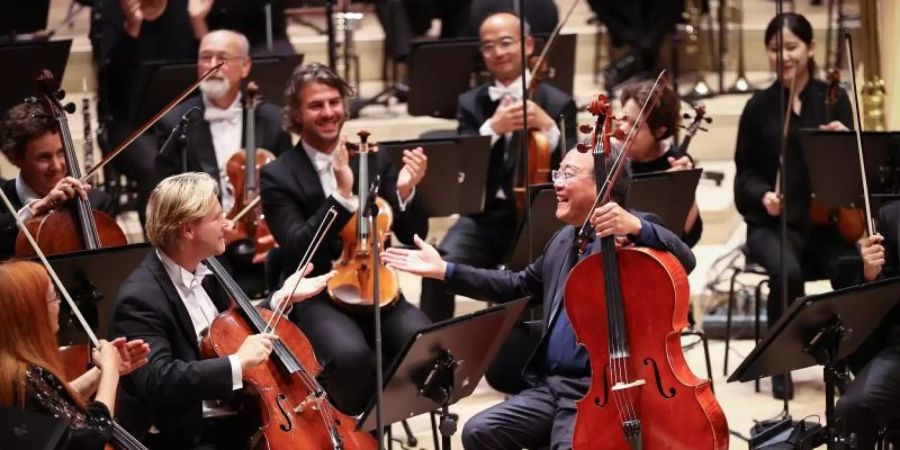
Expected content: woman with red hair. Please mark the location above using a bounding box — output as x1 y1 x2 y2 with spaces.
0 260 147 450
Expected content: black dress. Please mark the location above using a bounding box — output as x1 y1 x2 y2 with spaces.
23 365 113 450
629 145 703 248
733 78 859 325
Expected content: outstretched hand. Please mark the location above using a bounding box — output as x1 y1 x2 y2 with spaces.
381 234 447 280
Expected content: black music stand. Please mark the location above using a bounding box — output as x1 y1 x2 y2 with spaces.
129 53 304 125
406 34 576 119
625 169 702 236
358 298 529 450
35 244 152 346
505 183 564 271
379 135 492 217
728 278 900 449
0 0 50 38
0 39 71 114
801 130 900 211
0 405 67 450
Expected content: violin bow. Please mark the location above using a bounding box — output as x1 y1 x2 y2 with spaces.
80 61 225 182
264 207 339 333
774 62 798 196
844 32 875 235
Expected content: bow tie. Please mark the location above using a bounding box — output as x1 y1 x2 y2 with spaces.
488 85 523 102
204 106 242 124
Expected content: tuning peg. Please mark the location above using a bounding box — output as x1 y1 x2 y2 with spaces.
24 96 38 104
703 117 713 124
575 143 590 153
682 113 692 119
699 127 709 132
63 102 76 114
579 125 593 134
55 90 65 100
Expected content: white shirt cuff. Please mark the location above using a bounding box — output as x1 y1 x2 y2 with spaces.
227 355 243 390
331 191 358 213
396 187 415 212
479 120 502 146
18 200 37 221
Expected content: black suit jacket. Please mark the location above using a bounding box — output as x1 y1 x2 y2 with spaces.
112 253 236 449
155 96 293 184
457 81 577 212
851 201 900 370
443 213 695 384
0 178 116 260
260 143 429 285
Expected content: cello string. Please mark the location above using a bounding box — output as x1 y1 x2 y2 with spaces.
0 188 101 348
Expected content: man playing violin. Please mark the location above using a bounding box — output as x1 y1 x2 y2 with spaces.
615 79 703 247
259 62 431 416
0 102 115 260
421 11 578 323
113 172 331 450
382 148 694 450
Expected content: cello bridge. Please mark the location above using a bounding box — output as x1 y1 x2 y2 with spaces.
293 393 322 414
610 379 646 392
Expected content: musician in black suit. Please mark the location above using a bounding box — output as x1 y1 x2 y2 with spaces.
113 172 330 450
420 12 578 323
259 63 431 416
383 149 695 450
837 201 900 448
0 102 115 260
155 29 293 211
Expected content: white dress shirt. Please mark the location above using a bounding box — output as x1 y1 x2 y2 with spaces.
300 141 416 212
14 176 42 221
477 72 562 152
203 94 243 212
156 250 243 418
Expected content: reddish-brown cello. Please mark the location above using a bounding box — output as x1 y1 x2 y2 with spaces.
564 82 728 449
202 209 377 450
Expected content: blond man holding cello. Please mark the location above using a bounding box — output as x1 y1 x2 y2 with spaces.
112 172 330 450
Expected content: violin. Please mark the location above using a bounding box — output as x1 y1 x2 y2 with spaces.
327 130 400 309
200 209 377 450
14 70 127 258
224 81 277 264
808 68 865 242
676 103 712 158
513 0 580 212
0 186 148 450
564 75 728 449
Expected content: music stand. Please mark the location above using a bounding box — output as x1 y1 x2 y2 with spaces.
728 277 900 449
0 0 50 38
505 183 564 271
0 405 67 450
625 169 702 236
407 34 576 119
128 53 304 126
379 135 492 217
358 298 529 450
801 130 900 210
33 244 152 346
0 39 71 114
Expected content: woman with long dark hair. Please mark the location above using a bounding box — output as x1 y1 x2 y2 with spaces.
733 13 858 400
0 261 148 450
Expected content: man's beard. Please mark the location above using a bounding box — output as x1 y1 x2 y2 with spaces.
200 77 231 100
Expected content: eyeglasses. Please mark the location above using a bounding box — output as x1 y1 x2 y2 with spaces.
198 52 248 64
479 37 519 55
551 170 583 185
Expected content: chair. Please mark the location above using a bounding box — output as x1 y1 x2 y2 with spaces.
722 245 768 385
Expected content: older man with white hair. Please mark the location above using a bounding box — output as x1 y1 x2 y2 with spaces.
155 29 293 295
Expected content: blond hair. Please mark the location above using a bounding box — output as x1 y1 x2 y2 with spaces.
145 172 219 251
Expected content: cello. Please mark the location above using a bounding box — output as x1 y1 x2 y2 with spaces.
224 81 277 264
0 185 149 450
201 208 377 450
327 130 400 309
15 70 128 258
564 76 728 450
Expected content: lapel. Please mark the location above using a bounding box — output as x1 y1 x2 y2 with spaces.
147 254 203 357
1 179 23 210
545 239 577 330
290 144 327 206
